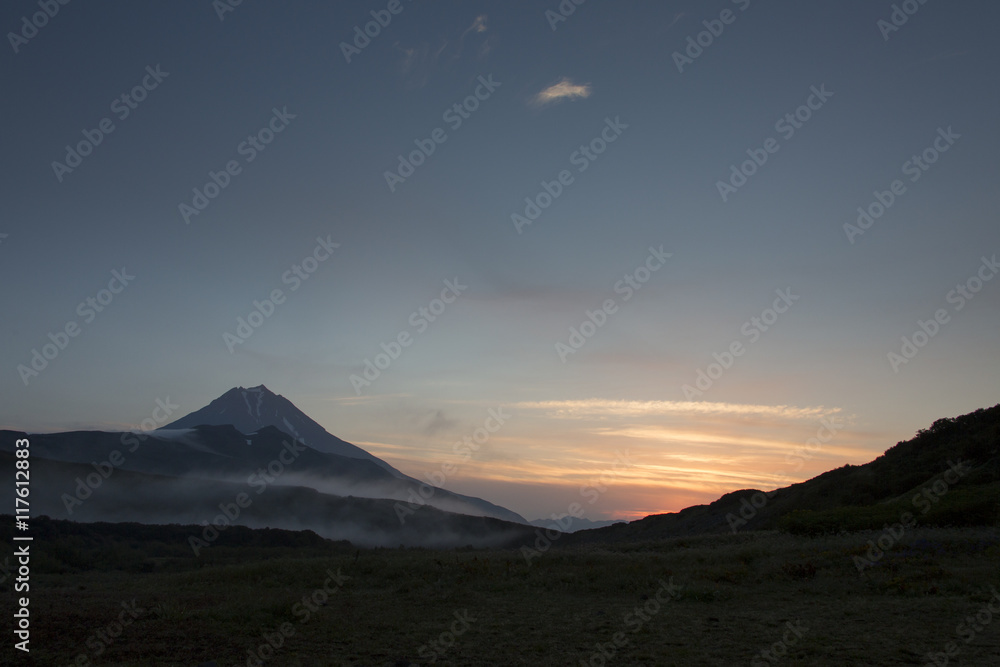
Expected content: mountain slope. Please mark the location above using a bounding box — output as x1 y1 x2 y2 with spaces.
1 424 527 524
161 385 401 475
563 403 1000 546
529 517 625 533
158 385 526 523
4 450 538 549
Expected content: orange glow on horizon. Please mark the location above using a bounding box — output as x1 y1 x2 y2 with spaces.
339 398 887 522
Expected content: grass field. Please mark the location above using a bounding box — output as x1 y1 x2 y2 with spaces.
9 525 1000 666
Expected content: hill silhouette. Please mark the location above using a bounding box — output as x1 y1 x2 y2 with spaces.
562 404 1000 545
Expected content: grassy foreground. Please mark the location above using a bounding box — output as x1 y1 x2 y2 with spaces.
5 523 1000 666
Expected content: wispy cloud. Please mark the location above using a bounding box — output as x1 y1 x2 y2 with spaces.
596 425 874 461
531 78 592 106
396 41 450 89
464 14 488 36
514 398 841 421
463 15 494 57
395 14 491 88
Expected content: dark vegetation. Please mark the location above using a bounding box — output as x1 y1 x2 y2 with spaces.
1 405 997 664
564 405 1000 545
1 517 997 665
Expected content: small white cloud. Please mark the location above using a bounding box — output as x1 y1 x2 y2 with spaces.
468 15 488 34
532 78 592 106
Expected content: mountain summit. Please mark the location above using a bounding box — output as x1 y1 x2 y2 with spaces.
161 385 402 476
158 385 527 524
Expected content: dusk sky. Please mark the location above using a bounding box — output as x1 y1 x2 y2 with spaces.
3 1 998 522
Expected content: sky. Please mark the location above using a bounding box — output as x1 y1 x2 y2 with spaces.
2 0 999 522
